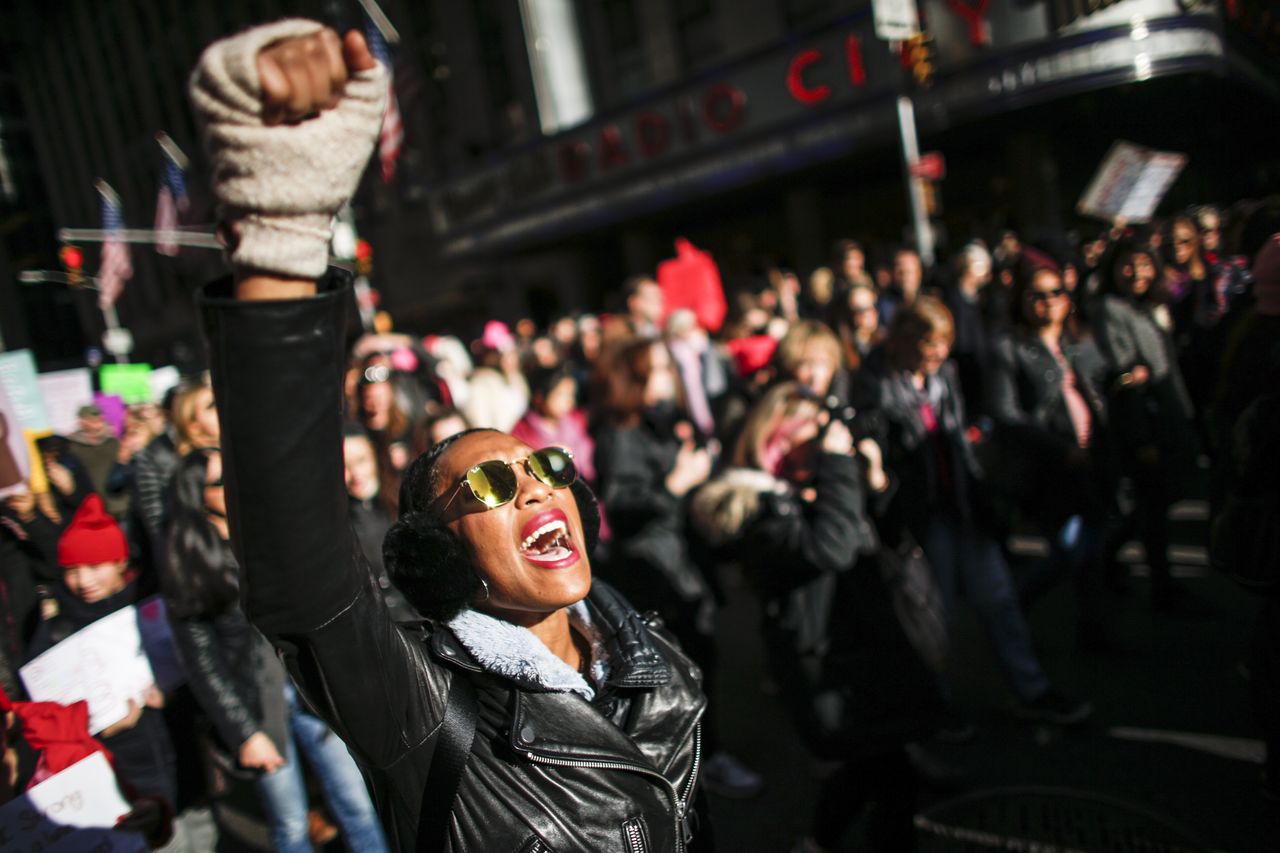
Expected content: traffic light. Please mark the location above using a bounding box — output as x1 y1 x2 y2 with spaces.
355 238 373 276
59 244 84 284
904 33 936 89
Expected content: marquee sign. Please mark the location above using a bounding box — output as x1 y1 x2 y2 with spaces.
428 0 1227 253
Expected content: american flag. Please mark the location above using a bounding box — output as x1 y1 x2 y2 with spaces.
96 181 132 310
154 139 189 256
365 20 403 184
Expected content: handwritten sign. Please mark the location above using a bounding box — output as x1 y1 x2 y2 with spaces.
148 365 181 405
35 369 94 436
1077 140 1187 224
0 351 50 431
19 598 184 734
0 752 145 853
872 0 920 40
98 364 153 406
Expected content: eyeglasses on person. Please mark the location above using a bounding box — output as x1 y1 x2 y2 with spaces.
445 447 577 511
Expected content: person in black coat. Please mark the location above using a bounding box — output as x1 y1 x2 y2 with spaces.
694 380 932 851
592 336 763 797
163 448 388 853
189 22 710 850
868 297 1091 725
987 260 1111 648
1090 239 1199 607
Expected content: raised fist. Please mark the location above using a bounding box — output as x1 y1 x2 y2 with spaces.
190 20 387 279
256 28 375 125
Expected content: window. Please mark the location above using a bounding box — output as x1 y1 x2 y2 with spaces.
671 0 721 69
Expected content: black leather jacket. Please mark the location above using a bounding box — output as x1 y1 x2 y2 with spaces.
168 604 288 757
200 274 707 852
987 331 1106 447
734 457 939 757
869 362 981 538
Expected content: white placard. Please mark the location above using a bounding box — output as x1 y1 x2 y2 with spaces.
19 597 184 734
1077 140 1188 224
35 369 94 436
148 365 181 404
0 752 145 853
0 351 50 431
872 0 920 41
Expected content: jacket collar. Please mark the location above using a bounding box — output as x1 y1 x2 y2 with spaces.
427 580 672 691
444 602 606 700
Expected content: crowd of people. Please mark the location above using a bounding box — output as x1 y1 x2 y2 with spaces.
0 20 1277 853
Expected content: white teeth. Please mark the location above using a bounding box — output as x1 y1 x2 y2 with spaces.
521 519 567 552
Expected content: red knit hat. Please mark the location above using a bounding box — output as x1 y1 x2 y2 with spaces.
57 494 128 566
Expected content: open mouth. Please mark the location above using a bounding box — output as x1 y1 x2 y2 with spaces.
519 509 579 567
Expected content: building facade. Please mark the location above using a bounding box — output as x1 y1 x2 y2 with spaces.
393 0 1279 332
1 0 1277 362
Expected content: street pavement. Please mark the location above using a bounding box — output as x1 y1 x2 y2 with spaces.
704 498 1278 852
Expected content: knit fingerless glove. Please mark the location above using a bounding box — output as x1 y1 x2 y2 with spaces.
189 19 386 279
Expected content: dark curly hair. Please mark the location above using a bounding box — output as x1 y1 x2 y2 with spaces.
163 450 240 620
383 429 600 621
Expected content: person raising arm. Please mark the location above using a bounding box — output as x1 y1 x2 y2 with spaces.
191 20 706 853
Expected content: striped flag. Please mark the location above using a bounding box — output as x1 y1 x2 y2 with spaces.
96 180 132 310
364 20 403 184
154 136 189 256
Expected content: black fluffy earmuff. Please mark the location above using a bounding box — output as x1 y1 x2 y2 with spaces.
382 512 480 621
383 481 603 621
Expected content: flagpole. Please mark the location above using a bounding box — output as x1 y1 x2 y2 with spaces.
155 131 190 170
102 302 129 364
58 227 222 248
355 0 399 43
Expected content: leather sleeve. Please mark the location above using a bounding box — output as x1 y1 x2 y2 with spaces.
130 440 172 558
199 275 356 635
169 615 260 751
1093 298 1139 374
594 427 681 524
199 274 446 769
986 335 1028 427
749 453 866 582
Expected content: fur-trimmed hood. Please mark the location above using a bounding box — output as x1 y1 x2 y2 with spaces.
690 467 791 547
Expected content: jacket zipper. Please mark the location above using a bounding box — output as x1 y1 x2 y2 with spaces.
678 722 702 844
514 721 702 853
623 818 647 853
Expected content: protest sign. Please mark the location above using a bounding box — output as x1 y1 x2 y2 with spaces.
98 364 153 405
21 429 53 495
657 238 728 333
19 597 184 734
93 393 128 438
0 752 145 853
35 369 94 436
149 365 181 404
0 351 51 431
1077 141 1187 225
